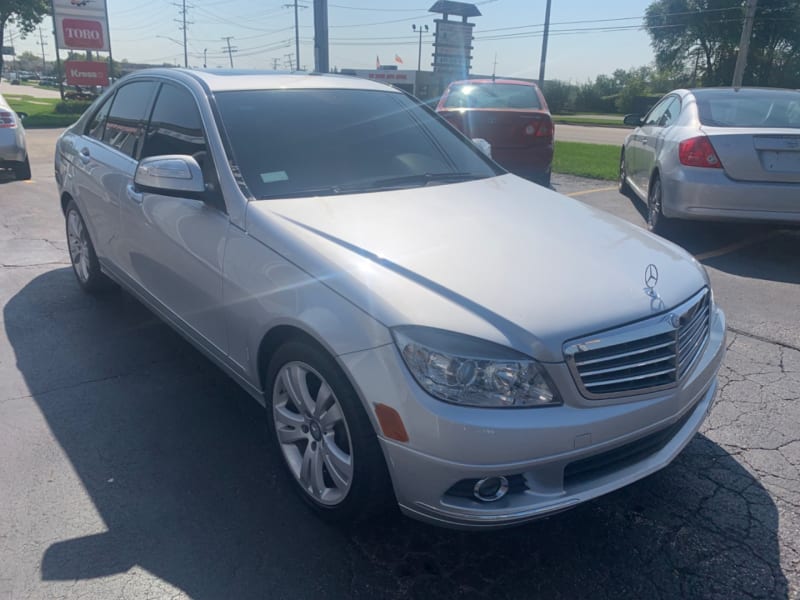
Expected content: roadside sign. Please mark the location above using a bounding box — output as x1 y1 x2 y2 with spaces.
64 59 109 86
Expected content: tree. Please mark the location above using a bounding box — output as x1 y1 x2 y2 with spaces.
644 0 800 87
0 0 49 79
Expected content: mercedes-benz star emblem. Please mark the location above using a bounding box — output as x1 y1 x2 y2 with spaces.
644 264 659 289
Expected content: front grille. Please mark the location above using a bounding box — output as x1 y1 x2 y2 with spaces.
565 289 711 399
563 395 703 489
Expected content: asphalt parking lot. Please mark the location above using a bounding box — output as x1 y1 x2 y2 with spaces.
1 129 798 600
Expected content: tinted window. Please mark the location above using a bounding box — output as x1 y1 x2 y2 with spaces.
443 83 541 109
695 89 800 128
102 81 158 158
644 96 678 127
214 89 500 200
141 83 207 159
85 96 111 140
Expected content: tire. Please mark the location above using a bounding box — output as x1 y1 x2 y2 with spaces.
13 156 31 181
618 151 631 196
646 176 672 235
65 199 114 293
539 169 552 188
265 340 394 524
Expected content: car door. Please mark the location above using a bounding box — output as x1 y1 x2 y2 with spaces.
67 94 116 258
117 81 229 355
634 96 680 195
69 84 158 263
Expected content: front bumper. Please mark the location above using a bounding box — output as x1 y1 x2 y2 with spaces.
662 167 800 223
341 307 725 529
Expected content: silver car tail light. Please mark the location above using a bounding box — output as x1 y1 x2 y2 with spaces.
565 289 711 399
0 110 17 129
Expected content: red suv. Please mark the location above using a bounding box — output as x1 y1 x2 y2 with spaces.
436 79 554 186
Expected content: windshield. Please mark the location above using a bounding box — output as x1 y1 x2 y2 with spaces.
213 88 500 200
695 89 800 128
443 83 542 110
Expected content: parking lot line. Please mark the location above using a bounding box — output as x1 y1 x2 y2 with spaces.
694 231 778 261
566 186 618 198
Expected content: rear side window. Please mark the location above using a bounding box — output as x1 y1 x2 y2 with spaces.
85 96 112 140
443 83 541 110
644 96 680 127
102 81 158 158
695 90 800 128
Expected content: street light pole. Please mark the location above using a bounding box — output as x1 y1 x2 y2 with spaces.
412 24 428 72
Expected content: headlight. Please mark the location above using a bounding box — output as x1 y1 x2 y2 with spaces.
392 326 561 408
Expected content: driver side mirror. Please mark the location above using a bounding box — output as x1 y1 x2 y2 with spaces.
15 111 28 121
471 138 492 158
134 155 206 196
623 114 643 127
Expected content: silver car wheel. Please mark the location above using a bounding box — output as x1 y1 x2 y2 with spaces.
67 210 91 283
647 178 662 231
273 361 354 506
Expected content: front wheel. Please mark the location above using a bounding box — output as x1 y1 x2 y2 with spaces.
265 340 393 524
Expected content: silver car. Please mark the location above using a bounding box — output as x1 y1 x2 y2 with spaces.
620 87 800 234
0 92 30 180
55 69 725 529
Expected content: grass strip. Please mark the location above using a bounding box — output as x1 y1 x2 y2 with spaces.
552 141 620 181
5 95 81 129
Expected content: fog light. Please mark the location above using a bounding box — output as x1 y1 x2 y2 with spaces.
473 476 509 502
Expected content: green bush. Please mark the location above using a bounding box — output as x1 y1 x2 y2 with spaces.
55 100 92 115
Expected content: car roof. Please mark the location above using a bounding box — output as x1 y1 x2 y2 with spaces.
125 68 401 94
447 78 537 87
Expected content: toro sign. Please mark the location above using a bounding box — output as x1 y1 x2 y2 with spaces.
58 17 108 50
65 60 109 86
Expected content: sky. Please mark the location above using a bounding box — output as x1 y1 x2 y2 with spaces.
7 0 658 82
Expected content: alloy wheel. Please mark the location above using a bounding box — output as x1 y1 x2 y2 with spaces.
272 361 354 505
67 210 91 283
647 178 662 231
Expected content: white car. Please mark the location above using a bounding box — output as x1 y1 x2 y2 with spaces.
0 92 30 180
55 69 726 529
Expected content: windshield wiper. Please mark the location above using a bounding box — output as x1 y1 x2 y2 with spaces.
337 172 488 192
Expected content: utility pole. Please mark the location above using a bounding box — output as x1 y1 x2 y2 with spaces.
8 29 17 76
175 0 191 68
538 0 552 90
222 36 236 68
203 48 207 68
284 53 295 70
412 24 428 72
38 27 48 75
283 2 307 71
732 0 758 89
272 57 280 70
313 0 329 73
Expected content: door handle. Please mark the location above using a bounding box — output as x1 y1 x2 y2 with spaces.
126 184 143 204
79 147 91 164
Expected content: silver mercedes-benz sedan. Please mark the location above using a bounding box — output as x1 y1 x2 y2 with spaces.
620 87 800 234
0 92 31 180
55 69 725 529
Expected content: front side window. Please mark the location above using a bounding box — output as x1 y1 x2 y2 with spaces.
214 88 500 200
141 83 207 159
443 83 541 110
102 81 158 158
644 96 678 127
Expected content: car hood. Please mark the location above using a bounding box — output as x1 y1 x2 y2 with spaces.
246 174 707 361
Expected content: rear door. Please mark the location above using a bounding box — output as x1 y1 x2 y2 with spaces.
632 95 681 193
